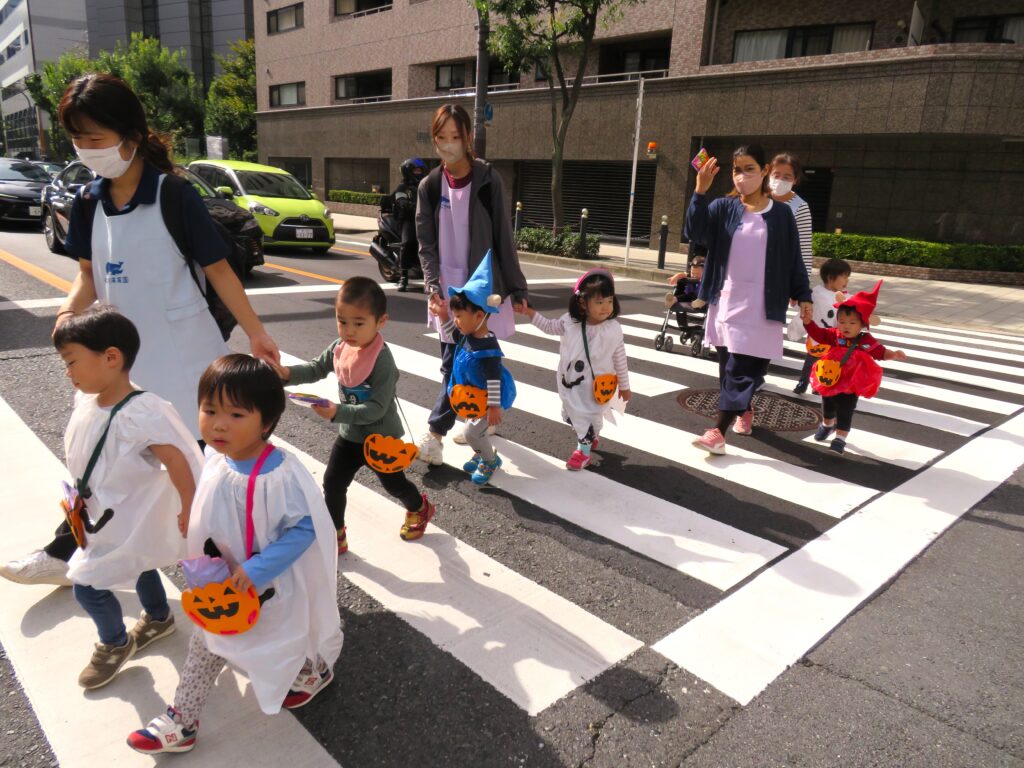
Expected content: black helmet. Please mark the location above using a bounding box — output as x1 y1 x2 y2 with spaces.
400 157 427 186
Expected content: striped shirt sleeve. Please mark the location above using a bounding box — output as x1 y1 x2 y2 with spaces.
531 311 567 336
794 201 813 277
612 340 630 392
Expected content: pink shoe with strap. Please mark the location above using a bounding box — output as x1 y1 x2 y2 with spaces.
566 450 592 471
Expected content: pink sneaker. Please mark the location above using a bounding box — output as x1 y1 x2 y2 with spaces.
566 449 592 471
692 428 726 455
732 410 753 435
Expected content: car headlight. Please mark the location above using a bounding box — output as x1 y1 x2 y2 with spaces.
323 207 331 220
249 202 279 217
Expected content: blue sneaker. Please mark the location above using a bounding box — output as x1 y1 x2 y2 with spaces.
471 454 502 486
814 423 835 442
463 453 483 473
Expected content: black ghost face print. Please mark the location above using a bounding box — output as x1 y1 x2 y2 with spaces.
561 360 586 389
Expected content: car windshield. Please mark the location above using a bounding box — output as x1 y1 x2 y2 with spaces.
236 170 311 200
0 162 51 182
178 167 214 199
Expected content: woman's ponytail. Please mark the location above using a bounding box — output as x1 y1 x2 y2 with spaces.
139 130 174 174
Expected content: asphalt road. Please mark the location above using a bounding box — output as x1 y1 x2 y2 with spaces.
0 223 1021 768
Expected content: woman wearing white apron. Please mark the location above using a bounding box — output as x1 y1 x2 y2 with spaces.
0 73 281 587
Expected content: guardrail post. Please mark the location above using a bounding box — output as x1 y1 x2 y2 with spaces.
657 215 669 270
579 208 589 260
514 201 523 237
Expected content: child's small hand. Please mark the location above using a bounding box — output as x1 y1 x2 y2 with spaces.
177 508 190 538
428 293 447 318
798 301 813 324
513 299 533 317
269 361 291 382
231 565 254 592
311 402 337 421
486 405 502 427
619 389 631 402
667 272 686 285
886 349 908 362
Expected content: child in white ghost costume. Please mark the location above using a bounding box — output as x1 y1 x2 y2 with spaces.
128 354 342 756
515 268 631 471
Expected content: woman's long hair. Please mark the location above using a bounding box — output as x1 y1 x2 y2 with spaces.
58 73 174 174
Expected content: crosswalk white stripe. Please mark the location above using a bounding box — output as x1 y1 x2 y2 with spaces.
0 395 341 768
799 432 941 471
270 431 644 716
598 320 1003 429
279 355 786 591
0 297 64 311
841 328 1024 365
378 343 877 517
653 410 1024 706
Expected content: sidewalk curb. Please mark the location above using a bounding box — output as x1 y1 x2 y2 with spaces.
516 250 677 283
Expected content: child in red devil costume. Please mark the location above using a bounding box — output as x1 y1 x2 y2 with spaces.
803 280 907 455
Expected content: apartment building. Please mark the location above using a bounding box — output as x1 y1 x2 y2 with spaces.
0 0 88 158
255 0 1024 246
87 0 254 90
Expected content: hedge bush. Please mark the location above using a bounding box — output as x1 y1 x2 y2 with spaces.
516 227 601 260
328 189 383 206
814 233 1024 273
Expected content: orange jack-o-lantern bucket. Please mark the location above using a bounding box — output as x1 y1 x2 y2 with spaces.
182 579 261 636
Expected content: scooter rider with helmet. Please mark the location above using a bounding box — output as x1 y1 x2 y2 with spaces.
393 157 428 291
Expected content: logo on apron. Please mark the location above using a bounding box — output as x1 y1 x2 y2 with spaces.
104 261 128 284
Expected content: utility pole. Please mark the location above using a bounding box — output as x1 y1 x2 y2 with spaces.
473 5 489 159
623 76 645 267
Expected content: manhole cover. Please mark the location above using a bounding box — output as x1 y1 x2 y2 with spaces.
676 389 821 432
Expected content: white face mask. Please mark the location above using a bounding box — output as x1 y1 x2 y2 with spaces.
75 140 136 179
769 178 794 196
436 141 466 165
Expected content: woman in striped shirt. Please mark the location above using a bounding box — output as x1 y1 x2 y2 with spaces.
769 153 814 278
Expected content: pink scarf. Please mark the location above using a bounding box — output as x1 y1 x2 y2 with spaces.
333 333 384 387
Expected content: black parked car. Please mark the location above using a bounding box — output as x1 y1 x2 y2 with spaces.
0 158 51 225
41 162 265 274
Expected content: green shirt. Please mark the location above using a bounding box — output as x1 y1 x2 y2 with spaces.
288 340 403 444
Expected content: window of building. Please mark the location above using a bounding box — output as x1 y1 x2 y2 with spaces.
733 22 873 62
269 81 305 107
534 62 548 81
598 36 671 79
141 0 159 38
487 61 519 88
334 0 391 17
953 15 1024 44
436 63 467 90
268 157 313 189
326 157 389 194
268 3 304 34
334 69 392 101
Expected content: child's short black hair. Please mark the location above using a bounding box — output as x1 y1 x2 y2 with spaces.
820 258 851 284
197 354 286 438
837 304 866 325
337 276 387 319
53 306 140 370
569 273 620 322
449 291 484 314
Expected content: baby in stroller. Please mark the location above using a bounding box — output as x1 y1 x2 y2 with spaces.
656 246 708 357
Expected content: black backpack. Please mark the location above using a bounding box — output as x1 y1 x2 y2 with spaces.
159 173 247 341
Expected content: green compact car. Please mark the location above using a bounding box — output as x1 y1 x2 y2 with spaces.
187 160 335 253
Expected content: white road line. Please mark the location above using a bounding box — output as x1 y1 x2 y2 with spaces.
799 432 941 471
377 343 877 517
599 320 999 431
0 297 64 311
845 328 1024 365
0 395 341 768
279 355 785 592
271 429 643 716
653 410 1024 705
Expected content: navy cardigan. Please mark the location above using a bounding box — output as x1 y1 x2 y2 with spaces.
684 193 811 322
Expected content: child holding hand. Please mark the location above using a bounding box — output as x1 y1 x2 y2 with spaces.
515 269 630 471
793 258 851 395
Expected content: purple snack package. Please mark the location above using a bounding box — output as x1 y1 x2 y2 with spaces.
180 555 231 589
691 147 710 171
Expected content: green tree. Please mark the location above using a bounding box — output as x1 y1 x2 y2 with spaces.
25 46 92 159
204 39 257 161
483 0 639 230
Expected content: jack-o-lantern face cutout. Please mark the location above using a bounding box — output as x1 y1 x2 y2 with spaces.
593 374 617 405
815 359 842 388
363 433 418 473
182 579 261 635
806 338 831 358
450 384 487 419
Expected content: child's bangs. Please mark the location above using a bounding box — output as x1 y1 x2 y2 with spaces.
579 275 615 298
197 354 285 428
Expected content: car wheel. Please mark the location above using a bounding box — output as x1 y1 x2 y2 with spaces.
43 209 65 254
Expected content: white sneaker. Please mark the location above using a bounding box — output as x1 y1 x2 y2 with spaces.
416 434 444 466
452 424 497 445
0 550 72 586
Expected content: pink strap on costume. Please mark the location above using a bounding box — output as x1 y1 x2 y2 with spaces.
245 443 275 559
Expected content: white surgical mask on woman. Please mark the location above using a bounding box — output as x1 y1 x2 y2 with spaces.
436 141 465 166
75 140 136 179
769 178 794 196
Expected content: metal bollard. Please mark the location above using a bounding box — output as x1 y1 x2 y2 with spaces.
657 214 669 270
579 208 589 260
514 201 523 238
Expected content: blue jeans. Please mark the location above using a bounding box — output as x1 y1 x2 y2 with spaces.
74 570 169 646
427 340 458 437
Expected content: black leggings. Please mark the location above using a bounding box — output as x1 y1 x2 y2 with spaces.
323 436 423 530
822 393 859 433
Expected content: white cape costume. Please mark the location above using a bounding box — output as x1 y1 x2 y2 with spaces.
65 392 202 589
186 448 342 714
552 314 624 440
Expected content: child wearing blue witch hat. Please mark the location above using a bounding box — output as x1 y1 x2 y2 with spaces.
427 251 516 485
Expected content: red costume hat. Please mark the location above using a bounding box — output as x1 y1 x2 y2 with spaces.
836 279 882 326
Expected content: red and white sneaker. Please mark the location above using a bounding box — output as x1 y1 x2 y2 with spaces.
127 707 197 754
590 437 600 451
692 428 727 455
565 449 592 471
732 410 753 435
283 665 334 710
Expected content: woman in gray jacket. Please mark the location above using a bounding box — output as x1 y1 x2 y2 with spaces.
414 103 528 466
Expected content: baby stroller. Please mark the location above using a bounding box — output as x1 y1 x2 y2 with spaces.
654 284 709 357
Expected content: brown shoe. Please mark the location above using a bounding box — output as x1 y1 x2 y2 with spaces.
78 636 137 689
399 494 435 542
128 611 175 652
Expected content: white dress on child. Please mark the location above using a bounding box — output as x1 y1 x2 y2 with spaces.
65 392 202 589
186 448 343 714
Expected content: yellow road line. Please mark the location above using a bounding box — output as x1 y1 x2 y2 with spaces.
0 248 72 293
262 261 346 284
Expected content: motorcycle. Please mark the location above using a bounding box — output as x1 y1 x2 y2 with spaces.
370 196 422 287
